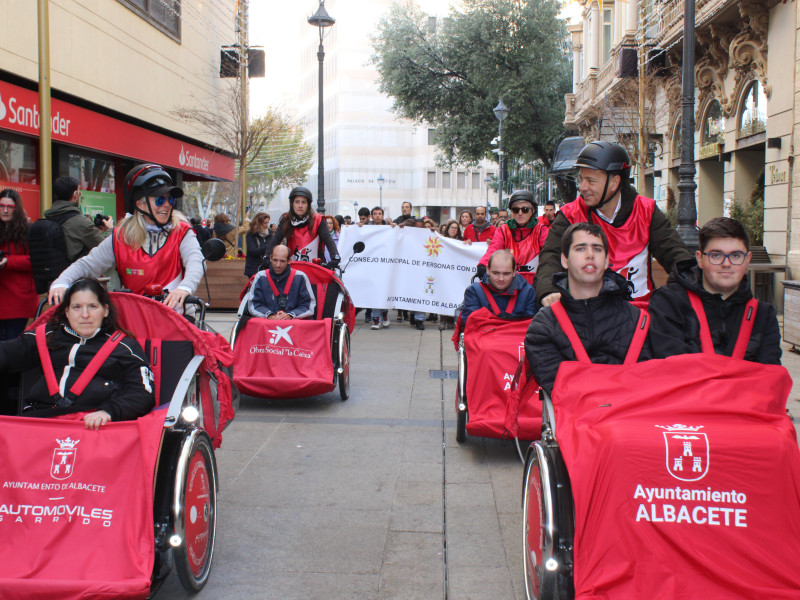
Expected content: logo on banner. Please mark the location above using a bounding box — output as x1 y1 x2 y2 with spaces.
51 437 80 480
656 424 709 481
423 236 443 257
425 275 435 294
0 94 6 121
269 325 294 345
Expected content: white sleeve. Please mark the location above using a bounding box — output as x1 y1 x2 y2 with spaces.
50 236 116 289
175 229 205 294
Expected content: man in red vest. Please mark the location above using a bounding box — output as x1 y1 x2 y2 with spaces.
647 217 781 364
248 245 315 320
525 223 649 395
535 141 690 307
538 199 557 230
463 206 496 243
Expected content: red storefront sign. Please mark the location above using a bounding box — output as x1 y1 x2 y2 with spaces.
0 80 234 181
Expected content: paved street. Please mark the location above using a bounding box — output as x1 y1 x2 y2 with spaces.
156 310 800 600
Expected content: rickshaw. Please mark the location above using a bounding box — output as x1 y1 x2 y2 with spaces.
0 293 237 599
230 260 356 402
522 353 800 600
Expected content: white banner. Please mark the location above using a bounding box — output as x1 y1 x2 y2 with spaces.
338 225 487 316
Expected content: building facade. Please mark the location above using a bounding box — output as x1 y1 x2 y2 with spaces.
565 0 797 288
0 0 235 220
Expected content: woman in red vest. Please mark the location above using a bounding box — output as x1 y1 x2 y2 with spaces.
48 164 205 311
477 190 546 286
268 186 340 268
1 278 154 428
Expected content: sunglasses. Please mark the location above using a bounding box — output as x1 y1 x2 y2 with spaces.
510 206 531 214
151 195 176 207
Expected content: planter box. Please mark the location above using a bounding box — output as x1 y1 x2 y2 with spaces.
783 281 800 348
200 260 249 310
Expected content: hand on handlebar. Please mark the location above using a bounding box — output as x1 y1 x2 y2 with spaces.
49 286 67 305
164 288 190 310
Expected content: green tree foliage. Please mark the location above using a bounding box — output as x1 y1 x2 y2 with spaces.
372 0 571 172
730 172 764 246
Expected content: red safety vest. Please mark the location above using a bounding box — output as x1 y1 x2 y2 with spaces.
560 195 656 300
478 282 517 316
464 223 496 243
286 213 323 262
687 291 758 359
113 221 190 295
264 269 296 310
499 223 545 272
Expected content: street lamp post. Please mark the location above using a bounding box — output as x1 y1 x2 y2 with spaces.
484 175 491 209
377 174 385 211
308 1 335 215
493 99 509 208
353 201 358 220
676 0 698 250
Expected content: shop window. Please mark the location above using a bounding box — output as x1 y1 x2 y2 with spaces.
0 131 37 184
118 0 180 40
738 81 767 139
700 100 724 158
59 149 116 193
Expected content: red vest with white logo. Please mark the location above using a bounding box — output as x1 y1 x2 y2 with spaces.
500 223 545 271
113 221 190 295
286 213 322 262
559 195 655 300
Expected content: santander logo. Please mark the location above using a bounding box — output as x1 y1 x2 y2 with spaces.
179 145 210 172
0 94 6 121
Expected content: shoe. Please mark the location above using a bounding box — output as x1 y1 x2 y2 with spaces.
381 313 390 328
415 320 425 331
371 318 381 330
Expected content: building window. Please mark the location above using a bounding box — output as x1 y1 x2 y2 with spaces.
672 118 682 159
118 0 181 40
457 172 466 189
59 149 116 193
471 172 480 189
701 100 724 147
427 128 435 146
602 8 613 65
738 81 767 139
427 171 436 188
0 131 37 184
442 171 451 189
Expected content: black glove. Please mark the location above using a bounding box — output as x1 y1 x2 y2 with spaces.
325 258 340 271
476 264 487 280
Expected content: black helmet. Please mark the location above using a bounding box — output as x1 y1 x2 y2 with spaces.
288 186 313 202
575 141 631 176
123 164 183 213
507 189 537 211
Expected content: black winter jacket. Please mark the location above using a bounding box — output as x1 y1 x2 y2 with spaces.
0 325 154 420
534 185 691 304
525 270 648 395
647 258 781 364
244 231 272 277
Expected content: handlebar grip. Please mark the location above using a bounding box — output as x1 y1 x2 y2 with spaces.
184 295 207 308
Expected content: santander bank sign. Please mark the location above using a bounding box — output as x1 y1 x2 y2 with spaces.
0 81 233 180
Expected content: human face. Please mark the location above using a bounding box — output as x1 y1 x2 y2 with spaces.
359 213 369 225
344 216 352 224
292 196 309 217
474 207 487 225
544 204 556 221
66 290 109 338
510 202 534 226
498 210 508 222
460 211 472 226
402 202 412 216
488 255 514 292
447 222 459 238
0 197 15 223
490 212 499 226
270 248 290 275
371 209 384 224
578 167 620 208
696 237 751 299
561 230 608 291
326 217 335 230
138 195 174 226
259 217 270 233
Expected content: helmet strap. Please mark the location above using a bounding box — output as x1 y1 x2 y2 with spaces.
596 172 621 210
135 198 173 234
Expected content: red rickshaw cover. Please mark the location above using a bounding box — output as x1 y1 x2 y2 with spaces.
234 318 335 399
0 412 164 599
551 354 800 599
462 308 539 439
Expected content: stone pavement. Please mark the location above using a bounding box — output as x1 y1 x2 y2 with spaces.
155 311 800 599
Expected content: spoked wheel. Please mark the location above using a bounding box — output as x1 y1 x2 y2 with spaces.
174 431 218 592
338 325 350 401
455 335 467 443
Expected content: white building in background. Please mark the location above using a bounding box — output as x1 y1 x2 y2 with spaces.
263 0 496 223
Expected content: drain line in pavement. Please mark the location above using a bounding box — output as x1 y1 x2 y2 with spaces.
439 331 450 600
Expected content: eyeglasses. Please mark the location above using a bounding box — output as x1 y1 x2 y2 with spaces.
0 203 15 211
702 251 749 265
510 206 531 215
152 195 176 207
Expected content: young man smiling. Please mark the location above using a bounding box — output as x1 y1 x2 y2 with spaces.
647 217 781 364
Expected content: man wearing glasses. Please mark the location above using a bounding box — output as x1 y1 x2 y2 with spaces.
43 176 112 262
647 217 781 364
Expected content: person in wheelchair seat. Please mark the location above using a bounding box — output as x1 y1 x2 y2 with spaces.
457 249 536 329
0 278 154 429
647 217 781 364
248 245 315 320
526 222 649 395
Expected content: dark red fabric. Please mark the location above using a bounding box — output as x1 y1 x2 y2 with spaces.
505 355 541 440
234 318 335 399
463 223 496 243
551 354 800 599
112 222 189 295
0 240 38 319
0 411 164 599
462 308 536 439
291 261 355 332
30 293 235 448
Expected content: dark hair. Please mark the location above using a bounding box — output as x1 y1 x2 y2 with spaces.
544 200 556 208
334 214 344 226
248 212 269 234
444 219 462 240
358 207 370 217
402 201 412 209
278 195 316 242
699 217 749 252
371 206 383 214
53 176 79 202
0 189 29 247
48 279 126 344
459 210 473 224
561 222 608 257
488 248 515 271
